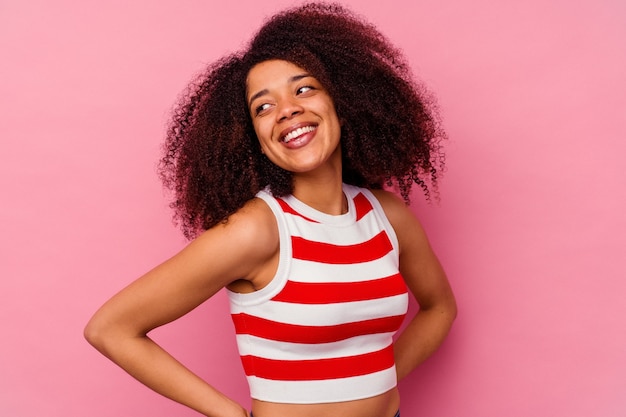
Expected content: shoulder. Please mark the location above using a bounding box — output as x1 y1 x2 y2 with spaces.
190 196 279 281
214 196 278 253
368 189 413 226
368 189 429 256
223 196 276 231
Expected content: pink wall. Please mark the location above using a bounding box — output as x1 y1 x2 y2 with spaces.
1 1 624 416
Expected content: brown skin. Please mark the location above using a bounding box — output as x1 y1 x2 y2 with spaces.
247 60 344 215
84 60 456 417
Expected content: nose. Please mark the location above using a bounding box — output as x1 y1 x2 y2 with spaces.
276 97 303 122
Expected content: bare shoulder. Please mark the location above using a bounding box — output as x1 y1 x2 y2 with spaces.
161 195 280 291
220 196 278 245
369 189 430 256
197 196 279 272
205 196 279 292
369 189 416 228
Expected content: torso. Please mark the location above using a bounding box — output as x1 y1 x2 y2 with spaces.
227 186 407 416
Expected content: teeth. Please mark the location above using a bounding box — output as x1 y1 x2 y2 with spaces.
283 126 316 143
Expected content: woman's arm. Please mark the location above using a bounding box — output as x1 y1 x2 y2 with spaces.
371 190 457 381
84 199 277 417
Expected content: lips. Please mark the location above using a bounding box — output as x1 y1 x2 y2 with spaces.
280 123 318 144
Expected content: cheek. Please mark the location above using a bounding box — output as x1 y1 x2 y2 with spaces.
253 124 272 155
252 121 269 143
258 138 270 154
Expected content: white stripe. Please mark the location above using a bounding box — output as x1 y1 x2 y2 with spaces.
247 367 398 404
290 256 400 283
284 209 382 245
235 332 394 360
230 294 409 326
228 254 401 306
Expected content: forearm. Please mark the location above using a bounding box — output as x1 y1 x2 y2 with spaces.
393 304 456 381
87 332 246 417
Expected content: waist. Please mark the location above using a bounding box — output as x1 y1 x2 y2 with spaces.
250 387 400 417
251 409 400 417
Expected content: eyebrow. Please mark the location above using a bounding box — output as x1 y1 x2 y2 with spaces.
247 73 311 107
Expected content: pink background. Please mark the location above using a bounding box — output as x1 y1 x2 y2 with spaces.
1 0 624 415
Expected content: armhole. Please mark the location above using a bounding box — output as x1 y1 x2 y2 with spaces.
226 191 292 307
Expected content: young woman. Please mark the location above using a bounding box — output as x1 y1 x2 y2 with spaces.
85 3 457 417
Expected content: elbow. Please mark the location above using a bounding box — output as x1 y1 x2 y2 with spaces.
83 316 105 350
83 314 117 355
84 311 146 358
432 291 458 329
446 292 458 325
449 295 458 322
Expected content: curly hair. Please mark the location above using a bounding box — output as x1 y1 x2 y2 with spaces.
159 2 446 239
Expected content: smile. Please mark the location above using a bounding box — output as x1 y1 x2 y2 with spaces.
282 125 317 143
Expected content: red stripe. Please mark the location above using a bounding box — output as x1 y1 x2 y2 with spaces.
240 344 395 380
231 313 405 343
292 231 392 264
353 192 373 221
277 198 319 223
272 273 406 304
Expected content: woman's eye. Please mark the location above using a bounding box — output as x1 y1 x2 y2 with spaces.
254 103 272 115
297 85 315 95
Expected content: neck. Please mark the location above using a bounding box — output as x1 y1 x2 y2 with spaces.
292 171 346 215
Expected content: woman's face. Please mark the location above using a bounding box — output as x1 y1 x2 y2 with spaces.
246 60 341 175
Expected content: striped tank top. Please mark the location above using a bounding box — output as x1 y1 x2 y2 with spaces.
227 184 409 404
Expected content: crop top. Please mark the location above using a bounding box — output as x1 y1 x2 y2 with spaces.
227 184 409 404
